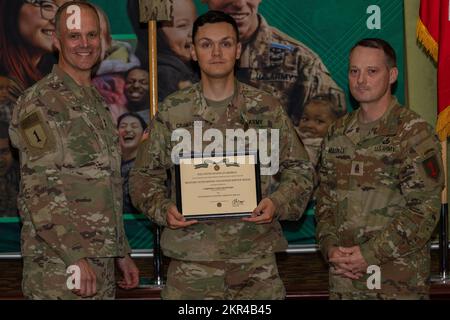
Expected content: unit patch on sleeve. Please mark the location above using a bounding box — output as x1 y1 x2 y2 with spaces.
19 110 54 152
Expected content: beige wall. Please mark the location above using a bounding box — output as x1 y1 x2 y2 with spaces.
404 0 437 126
404 1 449 224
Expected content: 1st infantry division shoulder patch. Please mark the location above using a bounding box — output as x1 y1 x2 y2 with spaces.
20 111 49 149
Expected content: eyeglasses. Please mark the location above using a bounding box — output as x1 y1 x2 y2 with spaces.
25 0 59 21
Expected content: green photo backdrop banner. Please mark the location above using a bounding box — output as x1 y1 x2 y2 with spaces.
91 0 405 108
253 0 406 108
0 0 405 252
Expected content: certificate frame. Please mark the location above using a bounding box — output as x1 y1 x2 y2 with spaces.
174 151 262 220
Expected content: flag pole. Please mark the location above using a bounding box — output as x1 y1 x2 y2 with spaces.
137 0 173 289
440 140 449 279
148 20 165 287
148 20 158 118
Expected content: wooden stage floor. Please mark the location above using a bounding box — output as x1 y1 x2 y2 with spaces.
1 250 449 300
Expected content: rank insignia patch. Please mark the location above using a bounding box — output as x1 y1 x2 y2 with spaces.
351 161 364 176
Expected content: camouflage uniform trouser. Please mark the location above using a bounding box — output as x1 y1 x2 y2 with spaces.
22 256 115 300
161 254 285 300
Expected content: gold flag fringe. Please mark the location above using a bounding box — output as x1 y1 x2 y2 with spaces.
437 106 450 141
416 18 447 140
417 18 438 63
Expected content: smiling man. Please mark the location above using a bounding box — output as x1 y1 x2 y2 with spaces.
9 1 139 299
124 67 150 123
117 112 146 215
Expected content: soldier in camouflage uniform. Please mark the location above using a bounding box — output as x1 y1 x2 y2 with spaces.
9 2 139 299
130 11 314 299
204 0 346 125
316 38 444 300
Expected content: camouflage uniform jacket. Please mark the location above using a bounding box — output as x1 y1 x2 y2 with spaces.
237 14 346 124
316 97 444 298
130 80 314 261
9 66 131 266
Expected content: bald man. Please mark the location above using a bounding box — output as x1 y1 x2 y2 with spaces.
9 1 139 300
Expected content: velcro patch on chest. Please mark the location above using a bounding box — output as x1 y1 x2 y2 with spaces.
374 145 396 153
327 146 345 154
247 118 268 128
269 47 285 66
351 161 364 176
175 121 194 129
265 42 296 68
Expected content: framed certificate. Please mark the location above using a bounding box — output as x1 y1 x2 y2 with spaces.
174 152 262 220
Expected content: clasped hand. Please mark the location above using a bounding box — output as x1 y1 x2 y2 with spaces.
328 246 368 280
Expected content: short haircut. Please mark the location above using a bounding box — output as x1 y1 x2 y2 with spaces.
350 38 397 68
55 1 99 36
0 121 9 139
304 94 345 119
117 112 147 130
192 10 239 43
